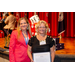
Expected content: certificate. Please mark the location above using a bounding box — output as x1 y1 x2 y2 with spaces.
33 52 51 62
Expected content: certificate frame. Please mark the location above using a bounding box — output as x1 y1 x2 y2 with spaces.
33 52 51 62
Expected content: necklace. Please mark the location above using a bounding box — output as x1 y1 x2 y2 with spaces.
38 34 47 41
22 31 28 45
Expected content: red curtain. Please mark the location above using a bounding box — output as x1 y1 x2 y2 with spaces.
0 12 74 37
64 12 74 37
38 12 75 38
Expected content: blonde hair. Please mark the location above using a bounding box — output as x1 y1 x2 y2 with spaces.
35 20 49 34
17 17 32 38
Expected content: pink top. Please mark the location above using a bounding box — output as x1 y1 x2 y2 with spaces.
9 30 31 62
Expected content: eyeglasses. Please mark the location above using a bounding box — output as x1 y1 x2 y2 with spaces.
38 27 46 28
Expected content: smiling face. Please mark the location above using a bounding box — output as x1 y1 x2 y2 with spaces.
20 19 28 31
38 23 46 34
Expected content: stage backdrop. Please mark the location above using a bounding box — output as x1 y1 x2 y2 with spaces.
1 12 75 37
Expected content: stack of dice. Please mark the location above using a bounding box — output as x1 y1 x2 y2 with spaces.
29 15 40 36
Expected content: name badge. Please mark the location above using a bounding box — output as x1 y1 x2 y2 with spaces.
40 40 46 45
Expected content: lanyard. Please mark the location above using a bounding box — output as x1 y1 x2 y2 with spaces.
22 32 28 45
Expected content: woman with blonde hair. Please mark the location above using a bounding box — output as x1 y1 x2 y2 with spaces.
27 20 55 62
9 17 31 62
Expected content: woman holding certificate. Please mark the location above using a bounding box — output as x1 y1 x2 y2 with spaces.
27 20 55 62
9 17 31 62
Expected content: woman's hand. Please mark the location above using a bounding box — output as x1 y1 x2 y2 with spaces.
27 45 33 62
50 45 55 62
31 59 34 62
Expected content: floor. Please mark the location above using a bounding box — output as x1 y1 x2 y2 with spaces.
55 37 75 55
0 38 5 49
0 37 75 62
0 57 7 62
0 38 9 62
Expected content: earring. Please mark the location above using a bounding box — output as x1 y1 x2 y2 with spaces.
20 27 21 30
27 24 29 30
46 29 47 34
27 26 29 30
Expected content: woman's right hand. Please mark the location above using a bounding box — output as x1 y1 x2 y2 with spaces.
31 59 34 62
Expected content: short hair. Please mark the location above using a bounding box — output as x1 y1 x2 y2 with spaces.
5 14 9 16
10 12 13 14
35 20 49 34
